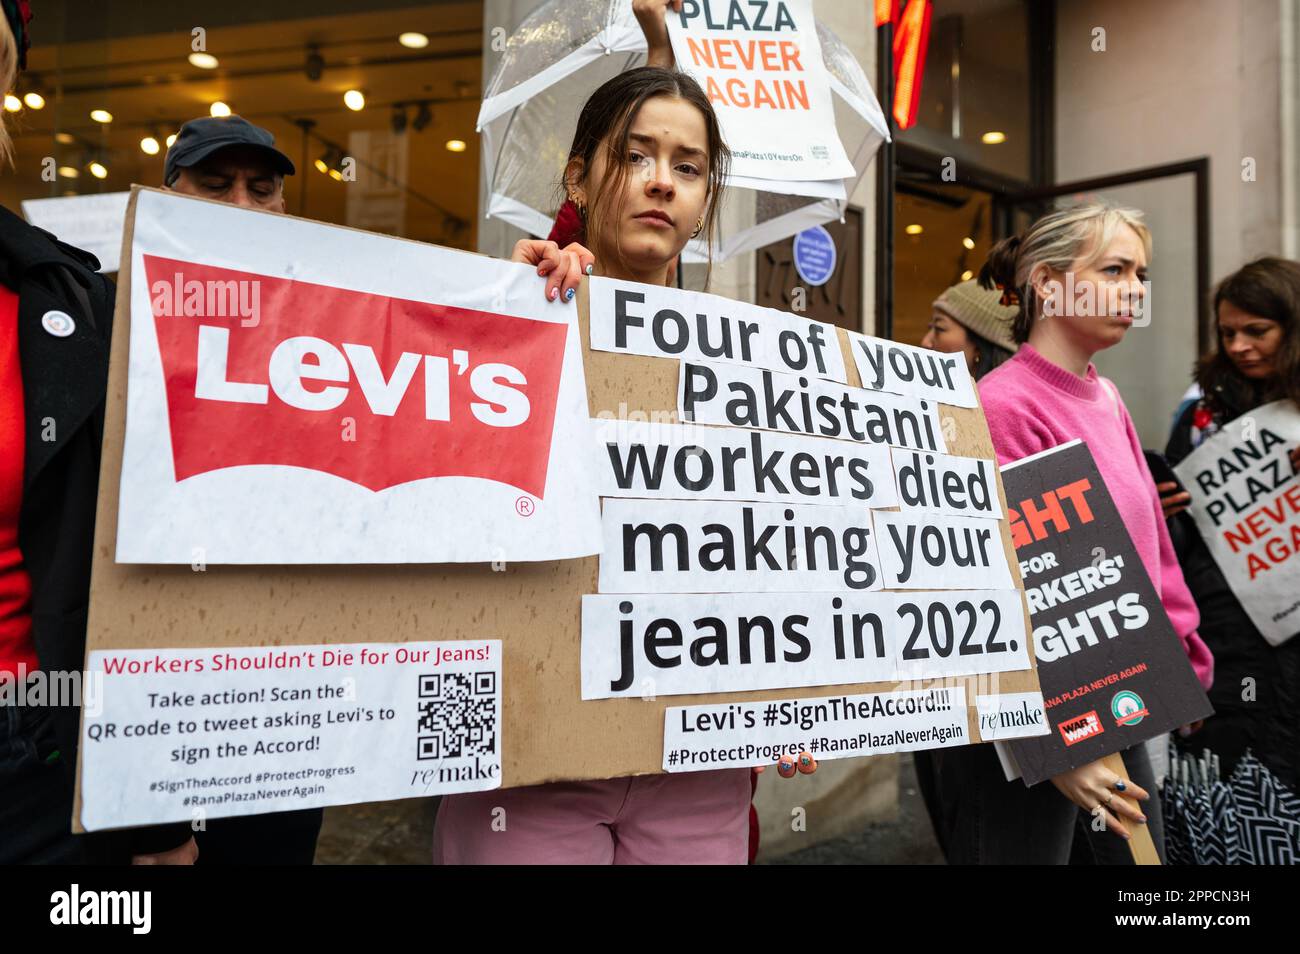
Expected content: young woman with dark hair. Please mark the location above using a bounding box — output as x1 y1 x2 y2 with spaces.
434 62 815 864
1162 257 1300 790
920 278 1018 381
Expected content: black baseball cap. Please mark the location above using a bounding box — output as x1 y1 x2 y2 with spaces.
163 116 296 185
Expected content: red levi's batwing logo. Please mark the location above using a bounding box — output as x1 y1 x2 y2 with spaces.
144 255 567 496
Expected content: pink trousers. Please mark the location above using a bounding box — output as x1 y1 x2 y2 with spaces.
433 768 751 865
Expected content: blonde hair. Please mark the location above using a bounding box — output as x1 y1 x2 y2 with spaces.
0 16 16 168
979 203 1152 343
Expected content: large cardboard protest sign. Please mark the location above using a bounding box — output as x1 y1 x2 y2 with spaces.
997 440 1213 786
666 0 855 185
76 186 1041 831
1174 400 1300 645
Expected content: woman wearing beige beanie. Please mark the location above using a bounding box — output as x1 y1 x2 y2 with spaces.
920 278 1019 380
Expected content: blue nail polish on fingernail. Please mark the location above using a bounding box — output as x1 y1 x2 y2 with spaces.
585 263 594 275
565 287 575 301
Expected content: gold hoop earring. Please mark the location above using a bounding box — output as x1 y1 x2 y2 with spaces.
691 215 704 238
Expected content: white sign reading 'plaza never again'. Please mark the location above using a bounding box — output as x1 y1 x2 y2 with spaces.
116 189 601 564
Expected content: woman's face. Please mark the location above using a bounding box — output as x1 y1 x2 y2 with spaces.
1217 301 1285 380
584 94 710 279
920 310 977 373
1040 223 1148 355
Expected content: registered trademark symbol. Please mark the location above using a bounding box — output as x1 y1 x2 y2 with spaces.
515 496 535 516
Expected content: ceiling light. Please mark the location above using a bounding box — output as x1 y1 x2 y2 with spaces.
57 165 78 179
445 139 466 153
166 133 178 147
961 269 973 281
904 223 923 236
90 108 113 123
391 105 408 135
314 156 329 175
55 131 75 144
22 91 44 109
88 161 108 179
399 32 429 49
4 94 21 112
140 136 161 155
209 101 231 117
981 131 1006 145
962 236 975 250
343 89 365 111
188 52 219 69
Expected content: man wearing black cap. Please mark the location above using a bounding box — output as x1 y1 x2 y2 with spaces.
163 115 295 212
160 115 325 866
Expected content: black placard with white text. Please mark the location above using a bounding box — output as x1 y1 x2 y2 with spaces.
998 440 1212 785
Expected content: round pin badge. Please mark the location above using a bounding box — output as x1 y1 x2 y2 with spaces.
41 310 76 337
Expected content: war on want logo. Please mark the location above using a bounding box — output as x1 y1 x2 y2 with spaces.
1111 689 1149 726
1058 709 1104 746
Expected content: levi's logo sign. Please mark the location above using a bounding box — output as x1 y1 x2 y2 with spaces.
1058 710 1104 746
144 255 566 495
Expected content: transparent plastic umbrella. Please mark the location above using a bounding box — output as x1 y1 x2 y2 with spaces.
477 0 889 263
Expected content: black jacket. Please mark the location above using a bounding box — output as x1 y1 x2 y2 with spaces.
3 203 190 860
1166 395 1300 790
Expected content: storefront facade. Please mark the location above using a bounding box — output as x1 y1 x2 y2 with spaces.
2 1 485 250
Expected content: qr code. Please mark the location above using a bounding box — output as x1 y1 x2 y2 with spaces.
416 671 497 761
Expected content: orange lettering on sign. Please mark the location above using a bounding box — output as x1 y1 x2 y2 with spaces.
1222 487 1300 554
685 38 806 73
704 75 810 111
1008 478 1096 549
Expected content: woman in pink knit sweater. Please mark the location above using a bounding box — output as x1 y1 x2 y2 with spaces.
924 204 1214 864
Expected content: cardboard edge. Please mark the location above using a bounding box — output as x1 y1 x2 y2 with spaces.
72 186 142 834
